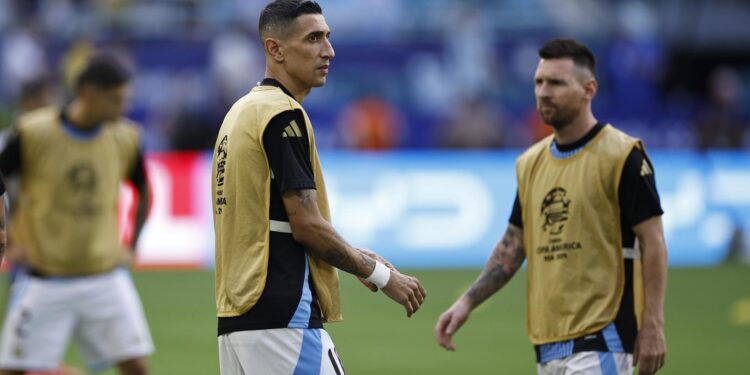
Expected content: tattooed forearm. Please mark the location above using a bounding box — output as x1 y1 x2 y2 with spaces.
358 251 376 274
318 249 356 273
283 188 376 277
465 225 525 308
317 248 375 277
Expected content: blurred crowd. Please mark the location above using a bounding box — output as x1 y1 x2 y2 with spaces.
0 0 749 151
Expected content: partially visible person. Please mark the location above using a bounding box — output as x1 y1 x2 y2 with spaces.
1 75 55 267
694 66 747 150
336 94 405 150
0 178 6 265
213 1 426 374
0 54 153 375
16 75 54 115
0 75 83 375
437 95 505 149
436 39 668 375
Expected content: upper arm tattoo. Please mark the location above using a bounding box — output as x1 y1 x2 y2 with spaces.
284 189 317 217
465 225 525 308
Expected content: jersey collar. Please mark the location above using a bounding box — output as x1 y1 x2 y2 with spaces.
59 110 103 140
260 78 295 100
553 122 605 152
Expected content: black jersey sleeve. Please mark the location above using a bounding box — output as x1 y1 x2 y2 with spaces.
127 152 147 187
618 147 664 228
262 110 316 194
0 129 22 179
508 191 523 228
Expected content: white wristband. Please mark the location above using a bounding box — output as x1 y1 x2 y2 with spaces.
365 261 391 289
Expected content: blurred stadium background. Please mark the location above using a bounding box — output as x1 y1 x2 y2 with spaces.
0 0 749 374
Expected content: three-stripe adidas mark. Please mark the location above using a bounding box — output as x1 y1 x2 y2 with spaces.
282 120 303 138
640 159 653 176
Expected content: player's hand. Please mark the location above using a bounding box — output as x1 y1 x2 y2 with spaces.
633 324 666 375
380 270 426 317
435 297 472 351
356 248 397 292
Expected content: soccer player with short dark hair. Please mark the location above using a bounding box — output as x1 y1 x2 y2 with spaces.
212 1 426 374
436 39 668 375
0 54 153 375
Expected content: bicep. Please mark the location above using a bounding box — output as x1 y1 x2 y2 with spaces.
632 216 665 246
281 188 322 228
505 223 526 259
489 223 526 265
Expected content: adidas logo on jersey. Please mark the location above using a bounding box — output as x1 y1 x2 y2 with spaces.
282 120 303 138
640 159 653 176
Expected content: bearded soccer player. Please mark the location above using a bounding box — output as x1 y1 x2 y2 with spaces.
0 55 153 375
436 39 668 375
212 1 426 374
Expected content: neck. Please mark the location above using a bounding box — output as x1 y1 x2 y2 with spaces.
552 110 597 145
66 100 99 129
265 67 311 103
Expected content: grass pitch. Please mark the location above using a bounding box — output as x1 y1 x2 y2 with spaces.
2 266 749 374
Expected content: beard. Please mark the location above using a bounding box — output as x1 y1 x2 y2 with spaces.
537 102 579 130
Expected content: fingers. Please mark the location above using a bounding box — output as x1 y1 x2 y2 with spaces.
404 296 416 317
636 352 666 375
406 277 426 316
434 313 456 351
445 311 464 336
381 272 426 317
659 352 666 371
356 276 378 292
416 279 427 303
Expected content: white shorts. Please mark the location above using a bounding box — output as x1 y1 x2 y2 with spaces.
219 328 345 375
538 351 633 375
0 268 154 372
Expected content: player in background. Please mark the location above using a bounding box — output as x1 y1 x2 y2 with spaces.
0 54 153 375
0 76 85 375
1 76 55 269
0 179 5 267
212 1 426 374
436 39 667 375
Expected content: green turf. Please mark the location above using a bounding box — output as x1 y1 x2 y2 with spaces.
2 266 749 374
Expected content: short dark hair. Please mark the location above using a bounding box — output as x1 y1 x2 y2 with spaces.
539 39 596 77
75 54 131 91
19 75 50 102
259 0 322 40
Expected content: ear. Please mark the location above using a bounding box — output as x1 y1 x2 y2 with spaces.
264 38 284 63
583 78 597 101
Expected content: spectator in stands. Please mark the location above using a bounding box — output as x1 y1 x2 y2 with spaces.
336 94 405 150
694 66 748 150
437 96 505 149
